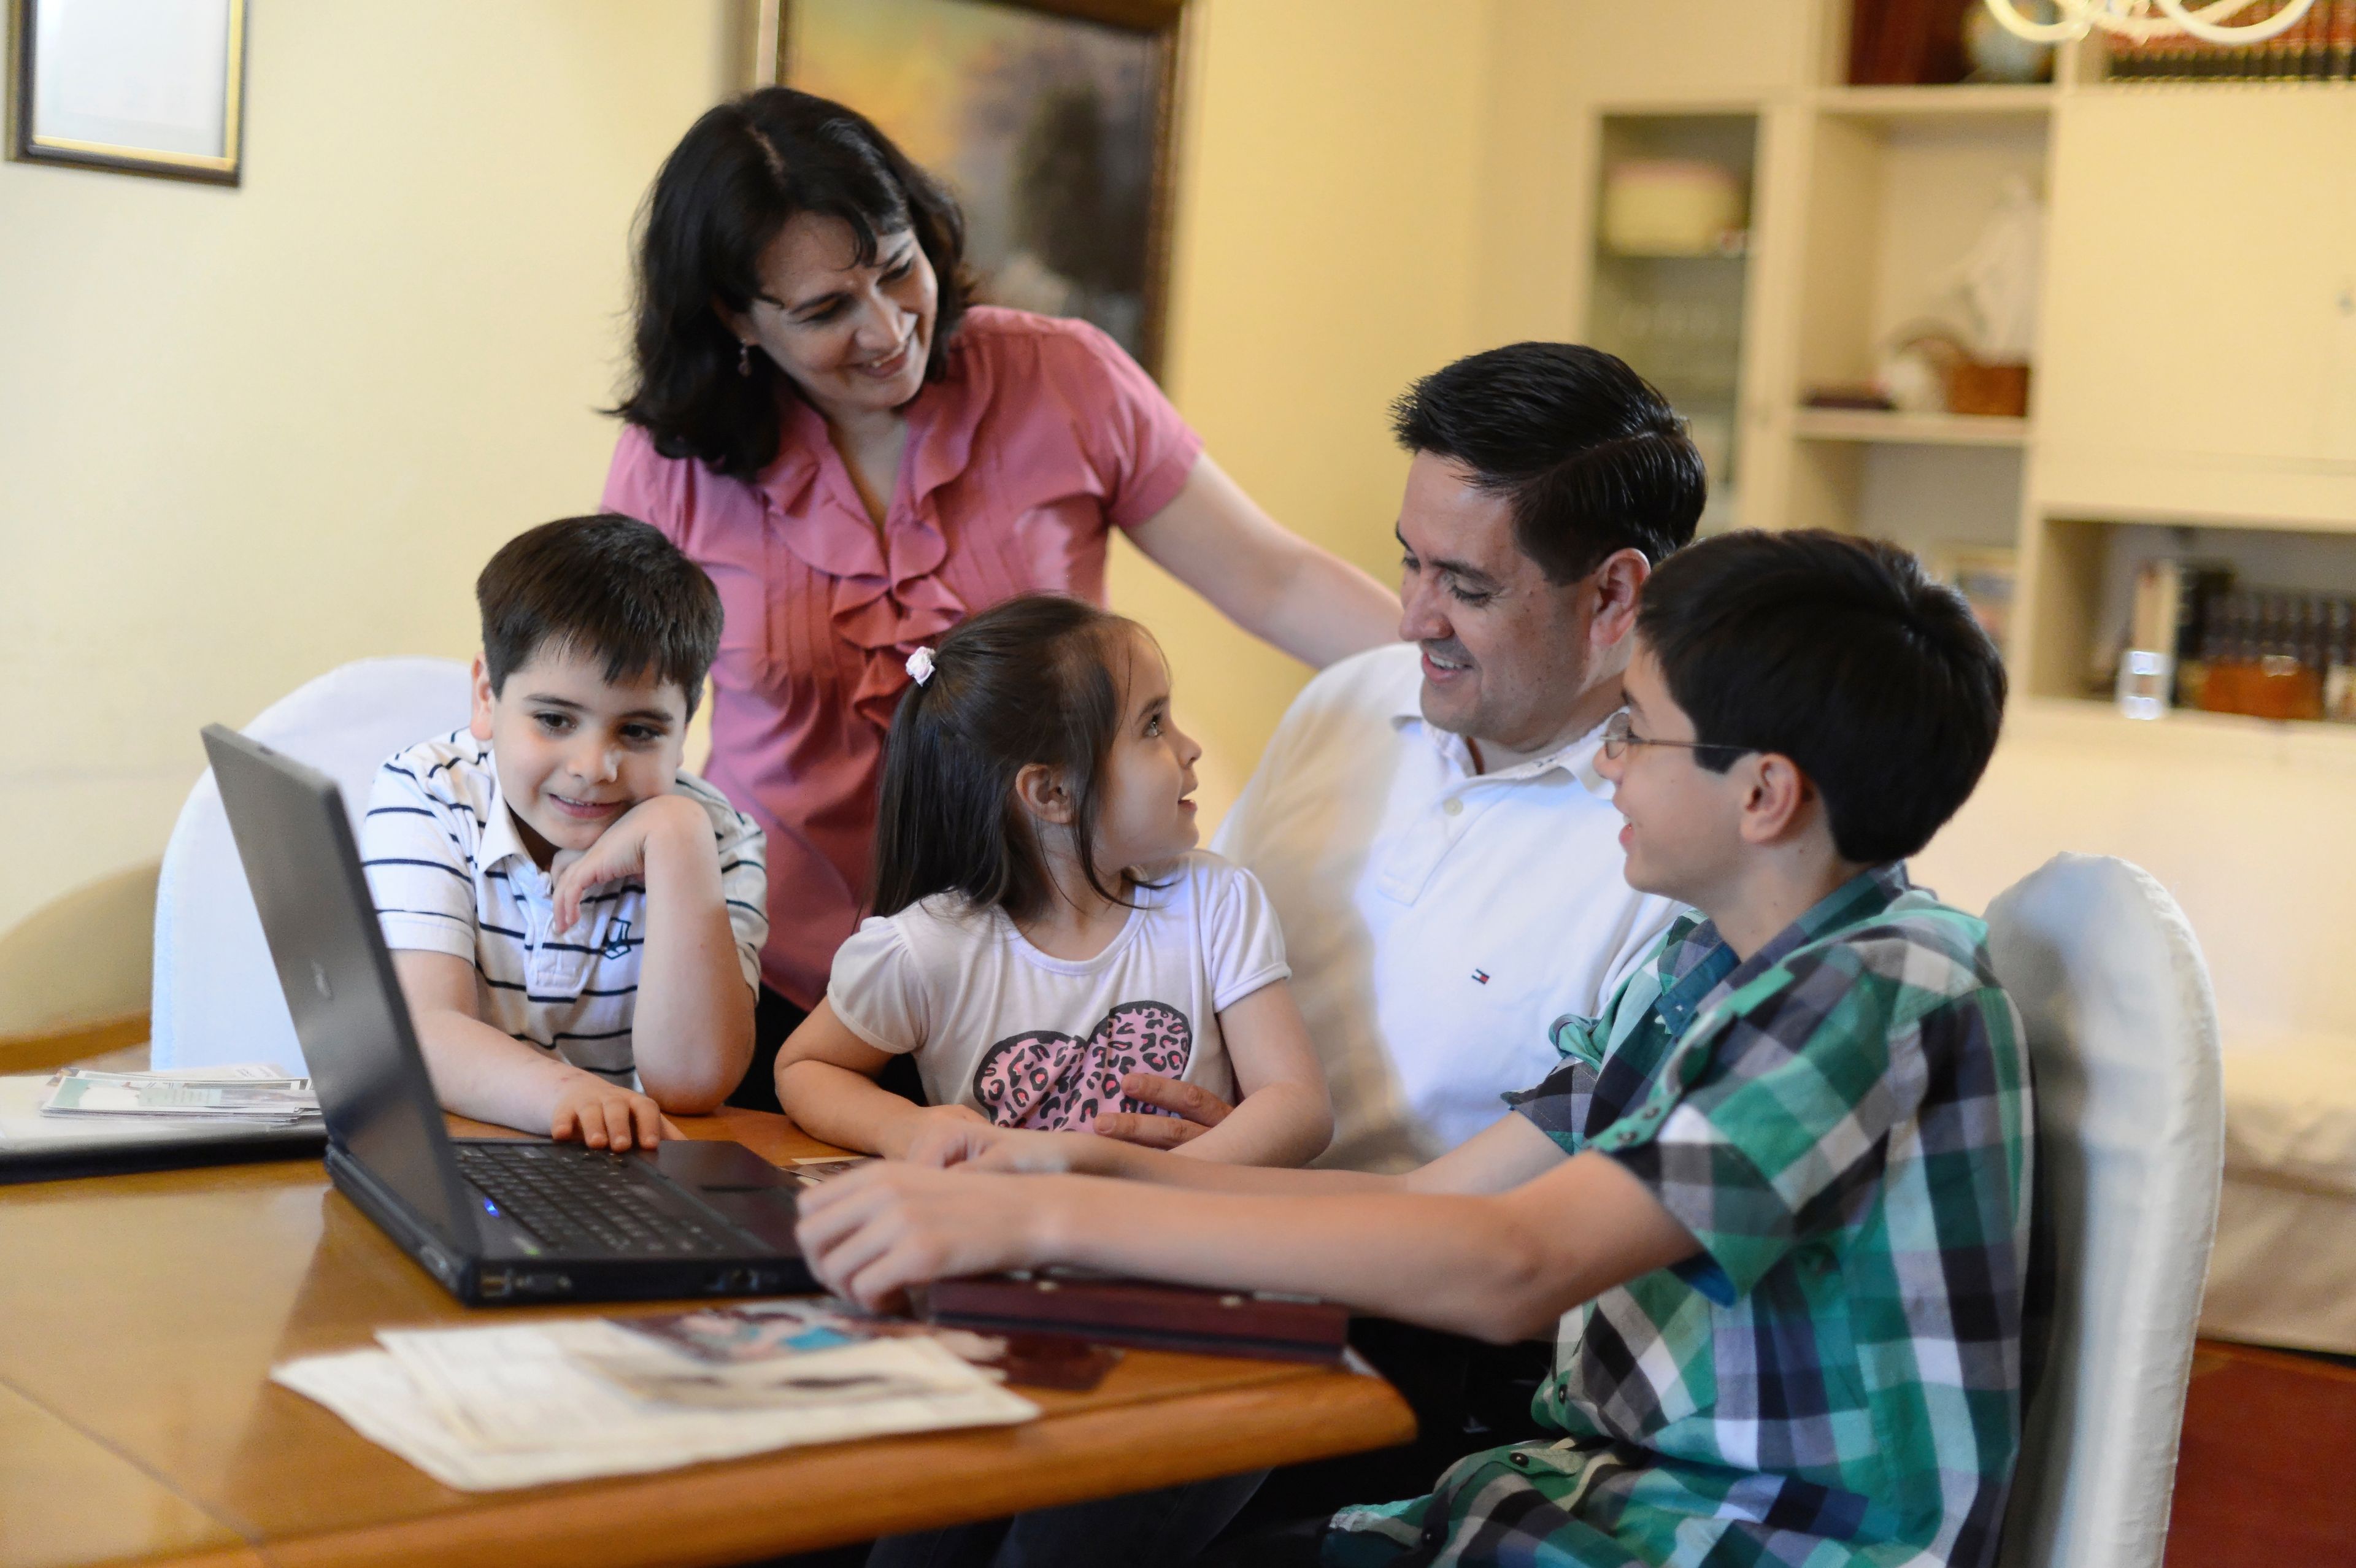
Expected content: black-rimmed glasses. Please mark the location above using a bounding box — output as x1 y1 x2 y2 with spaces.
1601 710 1753 763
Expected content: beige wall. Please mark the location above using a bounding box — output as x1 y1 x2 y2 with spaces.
0 2 737 935
1111 0 1495 823
2 0 1515 937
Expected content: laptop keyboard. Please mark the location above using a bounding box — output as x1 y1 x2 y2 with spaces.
453 1142 739 1258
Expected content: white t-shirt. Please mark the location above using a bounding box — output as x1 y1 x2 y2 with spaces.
1214 643 1683 1172
827 850 1290 1129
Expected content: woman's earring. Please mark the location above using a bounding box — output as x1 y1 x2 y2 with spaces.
737 341 753 377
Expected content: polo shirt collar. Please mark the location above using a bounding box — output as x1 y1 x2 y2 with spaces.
1390 693 1614 794
476 771 544 887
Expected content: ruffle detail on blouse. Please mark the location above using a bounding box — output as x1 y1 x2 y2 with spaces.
754 385 984 729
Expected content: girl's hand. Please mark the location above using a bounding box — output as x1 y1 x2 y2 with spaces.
793 1163 1055 1310
1092 1073 1231 1149
895 1104 992 1167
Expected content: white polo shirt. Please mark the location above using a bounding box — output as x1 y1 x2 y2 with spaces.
361 731 768 1085
1213 643 1682 1172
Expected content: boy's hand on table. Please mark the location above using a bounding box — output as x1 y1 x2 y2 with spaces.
550 1075 665 1150
550 794 710 934
1093 1073 1229 1148
794 1163 1052 1311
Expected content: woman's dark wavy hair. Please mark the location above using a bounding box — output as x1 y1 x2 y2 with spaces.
871 595 1155 924
614 88 971 479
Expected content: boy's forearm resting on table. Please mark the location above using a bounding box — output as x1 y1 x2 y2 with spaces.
410 996 609 1132
799 1148 1700 1343
623 808 755 1112
395 949 661 1147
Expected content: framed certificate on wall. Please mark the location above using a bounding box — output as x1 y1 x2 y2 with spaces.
9 0 245 183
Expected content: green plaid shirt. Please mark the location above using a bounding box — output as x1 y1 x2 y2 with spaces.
1326 865 2033 1568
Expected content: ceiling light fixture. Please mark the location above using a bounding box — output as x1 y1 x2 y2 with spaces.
1979 0 2317 45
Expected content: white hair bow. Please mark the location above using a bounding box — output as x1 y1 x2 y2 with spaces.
905 647 937 686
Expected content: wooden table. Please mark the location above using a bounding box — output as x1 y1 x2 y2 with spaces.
0 1110 1414 1568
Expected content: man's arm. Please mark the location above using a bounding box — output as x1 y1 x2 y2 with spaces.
796 1142 1698 1344
552 794 753 1113
393 950 663 1148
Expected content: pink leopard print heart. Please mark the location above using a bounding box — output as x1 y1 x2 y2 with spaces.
971 1000 1194 1131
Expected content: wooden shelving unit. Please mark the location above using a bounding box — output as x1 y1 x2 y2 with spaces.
1557 0 2356 745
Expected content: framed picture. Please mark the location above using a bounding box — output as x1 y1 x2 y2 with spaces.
780 0 1187 377
10 0 245 184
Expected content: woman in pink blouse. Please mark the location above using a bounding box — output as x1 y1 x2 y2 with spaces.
604 88 1398 1107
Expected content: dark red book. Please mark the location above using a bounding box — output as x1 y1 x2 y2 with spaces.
923 1269 1351 1364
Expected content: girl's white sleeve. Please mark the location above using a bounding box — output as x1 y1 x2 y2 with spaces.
1200 858 1293 1012
824 917 929 1055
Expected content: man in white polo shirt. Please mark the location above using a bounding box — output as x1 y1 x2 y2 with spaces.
1090 343 1707 1538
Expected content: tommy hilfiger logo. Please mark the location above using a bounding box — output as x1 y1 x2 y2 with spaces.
1471 969 1491 985
602 918 634 960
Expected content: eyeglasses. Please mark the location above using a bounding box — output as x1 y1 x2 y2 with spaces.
1601 710 1753 763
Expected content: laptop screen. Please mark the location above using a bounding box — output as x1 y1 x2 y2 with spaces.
202 725 475 1243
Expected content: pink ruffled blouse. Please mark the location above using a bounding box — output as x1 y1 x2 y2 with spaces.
602 307 1204 1007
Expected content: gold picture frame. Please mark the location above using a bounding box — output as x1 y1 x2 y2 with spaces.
770 0 1187 379
10 0 245 185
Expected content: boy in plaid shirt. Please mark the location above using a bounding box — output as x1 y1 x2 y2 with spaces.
798 530 2029 1568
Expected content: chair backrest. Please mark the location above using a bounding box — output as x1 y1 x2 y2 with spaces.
1988 853 2225 1568
150 658 472 1074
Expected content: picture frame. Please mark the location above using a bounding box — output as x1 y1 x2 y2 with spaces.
774 0 1187 378
9 0 245 185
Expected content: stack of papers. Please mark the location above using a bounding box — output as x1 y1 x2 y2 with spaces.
272 1317 1039 1491
40 1063 321 1125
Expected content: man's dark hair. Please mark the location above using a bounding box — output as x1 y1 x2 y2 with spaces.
872 594 1155 923
476 515 723 714
1636 529 2006 865
1389 342 1706 582
614 87 971 478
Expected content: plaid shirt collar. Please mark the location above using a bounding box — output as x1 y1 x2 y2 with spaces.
1647 863 1913 1043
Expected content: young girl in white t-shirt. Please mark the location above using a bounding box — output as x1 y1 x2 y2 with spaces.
772 594 1333 1168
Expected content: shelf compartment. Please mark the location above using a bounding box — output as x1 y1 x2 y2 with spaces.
2023 515 2356 705
1793 409 2031 447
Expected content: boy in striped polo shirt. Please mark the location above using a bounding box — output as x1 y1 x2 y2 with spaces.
363 515 766 1151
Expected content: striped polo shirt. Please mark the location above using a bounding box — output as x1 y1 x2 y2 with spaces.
360 729 768 1085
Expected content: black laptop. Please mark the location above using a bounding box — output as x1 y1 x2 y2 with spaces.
202 723 817 1305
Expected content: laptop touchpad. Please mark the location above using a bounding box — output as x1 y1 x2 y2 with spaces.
699 1189 802 1251
655 1139 789 1189
655 1139 801 1250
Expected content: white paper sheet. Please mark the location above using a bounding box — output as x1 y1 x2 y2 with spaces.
272 1321 1037 1492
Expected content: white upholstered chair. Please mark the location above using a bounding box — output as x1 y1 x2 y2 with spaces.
150 658 472 1074
1988 853 2226 1568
